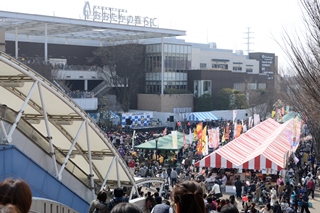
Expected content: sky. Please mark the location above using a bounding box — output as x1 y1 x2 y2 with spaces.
1 0 305 69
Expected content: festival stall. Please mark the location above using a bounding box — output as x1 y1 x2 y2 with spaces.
195 118 300 192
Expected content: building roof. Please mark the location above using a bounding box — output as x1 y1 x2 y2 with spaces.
0 11 186 44
0 52 135 190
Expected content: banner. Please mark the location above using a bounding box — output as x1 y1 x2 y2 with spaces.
203 136 208 155
233 110 237 124
196 139 202 154
189 128 192 145
208 129 214 148
236 124 242 138
163 127 167 136
172 130 178 149
132 130 136 149
201 126 207 153
221 128 226 143
225 124 230 140
253 114 260 126
196 122 203 139
208 127 220 149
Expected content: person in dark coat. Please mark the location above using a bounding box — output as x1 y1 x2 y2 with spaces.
234 177 243 199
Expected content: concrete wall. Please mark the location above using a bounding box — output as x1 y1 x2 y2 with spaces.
137 94 193 112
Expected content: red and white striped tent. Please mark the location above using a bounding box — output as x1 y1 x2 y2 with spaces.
195 118 297 170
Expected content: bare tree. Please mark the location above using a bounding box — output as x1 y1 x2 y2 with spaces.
280 0 320 158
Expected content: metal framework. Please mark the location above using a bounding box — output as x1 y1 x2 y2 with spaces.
0 52 164 201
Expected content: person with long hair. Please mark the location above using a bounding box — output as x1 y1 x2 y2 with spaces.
170 181 205 213
89 190 108 213
0 178 32 213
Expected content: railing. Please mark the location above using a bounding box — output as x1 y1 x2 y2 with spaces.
30 198 78 213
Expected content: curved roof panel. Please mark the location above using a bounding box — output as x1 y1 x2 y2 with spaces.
0 11 186 43
0 52 135 189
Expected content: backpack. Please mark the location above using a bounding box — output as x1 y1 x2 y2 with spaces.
307 179 314 190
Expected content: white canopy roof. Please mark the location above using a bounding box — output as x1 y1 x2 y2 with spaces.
0 11 186 43
0 52 135 189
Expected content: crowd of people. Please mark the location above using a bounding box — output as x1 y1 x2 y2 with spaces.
0 117 317 213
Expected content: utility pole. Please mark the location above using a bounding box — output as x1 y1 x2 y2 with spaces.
244 27 254 55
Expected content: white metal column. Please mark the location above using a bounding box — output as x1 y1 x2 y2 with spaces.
115 156 121 187
85 121 95 199
84 80 88 91
7 81 37 143
57 120 85 180
99 156 116 191
44 23 48 64
38 82 59 178
0 120 8 143
161 37 164 95
15 27 18 59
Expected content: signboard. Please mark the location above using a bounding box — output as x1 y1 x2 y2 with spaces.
83 1 157 27
260 53 275 72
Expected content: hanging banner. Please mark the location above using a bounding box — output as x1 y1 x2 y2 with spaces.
132 130 136 149
233 110 237 123
236 124 242 138
189 128 193 145
172 130 178 149
196 122 203 139
225 124 230 140
208 129 214 148
253 114 260 126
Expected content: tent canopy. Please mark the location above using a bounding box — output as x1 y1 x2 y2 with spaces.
135 132 187 150
187 112 218 121
282 111 301 123
195 118 298 170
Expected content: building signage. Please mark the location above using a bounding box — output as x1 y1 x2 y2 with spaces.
261 54 274 72
83 1 157 27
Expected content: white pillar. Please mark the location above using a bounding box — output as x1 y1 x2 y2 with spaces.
161 37 164 95
84 80 88 91
15 27 18 59
44 23 48 64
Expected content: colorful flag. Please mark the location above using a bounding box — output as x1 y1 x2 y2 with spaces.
172 130 178 149
208 129 214 148
196 139 202 154
163 127 167 136
196 122 203 139
236 124 242 138
271 110 276 118
208 127 220 149
201 126 207 153
221 128 226 143
225 124 230 140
